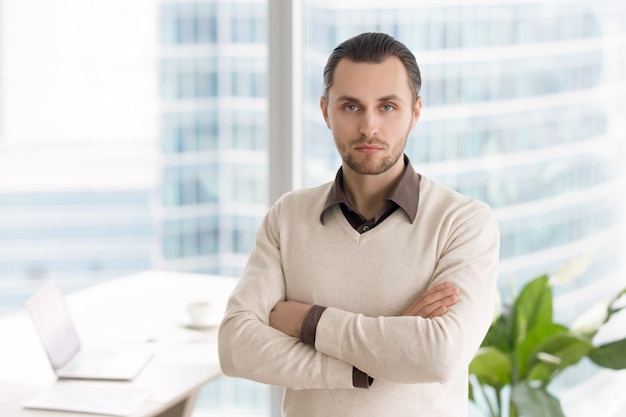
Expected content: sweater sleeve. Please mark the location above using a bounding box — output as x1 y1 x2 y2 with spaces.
313 203 500 384
301 306 373 389
218 199 357 390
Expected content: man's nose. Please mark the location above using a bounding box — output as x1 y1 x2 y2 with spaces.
359 110 379 138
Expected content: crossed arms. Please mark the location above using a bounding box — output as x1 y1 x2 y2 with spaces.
269 282 460 339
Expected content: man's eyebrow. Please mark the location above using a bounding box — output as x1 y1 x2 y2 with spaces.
335 94 404 103
378 94 404 102
335 95 361 103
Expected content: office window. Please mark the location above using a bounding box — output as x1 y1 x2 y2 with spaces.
197 3 219 43
1 1 625 416
160 57 219 100
229 57 266 97
160 2 218 45
230 2 266 43
162 111 221 154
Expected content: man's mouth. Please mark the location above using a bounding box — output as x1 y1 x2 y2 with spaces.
354 141 385 153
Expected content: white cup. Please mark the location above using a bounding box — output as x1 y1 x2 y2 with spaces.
186 300 213 326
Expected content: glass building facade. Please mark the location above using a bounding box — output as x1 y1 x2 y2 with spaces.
156 2 271 414
0 187 154 316
156 0 268 278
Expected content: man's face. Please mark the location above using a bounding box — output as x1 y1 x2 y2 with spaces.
320 56 422 176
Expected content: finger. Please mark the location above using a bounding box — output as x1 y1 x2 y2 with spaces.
415 294 457 318
419 286 459 306
404 290 460 317
403 286 459 316
402 284 451 311
428 305 448 319
425 282 452 294
411 283 454 306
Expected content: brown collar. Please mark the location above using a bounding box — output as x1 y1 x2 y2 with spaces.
320 155 420 225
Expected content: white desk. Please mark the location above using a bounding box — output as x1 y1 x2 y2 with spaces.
0 270 237 417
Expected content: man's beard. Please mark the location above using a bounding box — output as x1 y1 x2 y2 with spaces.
337 134 408 176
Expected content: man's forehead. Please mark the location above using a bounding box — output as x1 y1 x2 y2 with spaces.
329 57 412 101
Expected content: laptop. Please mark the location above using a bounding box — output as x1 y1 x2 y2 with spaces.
25 280 154 381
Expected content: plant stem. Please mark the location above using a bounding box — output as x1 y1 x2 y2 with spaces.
509 399 519 417
495 387 502 417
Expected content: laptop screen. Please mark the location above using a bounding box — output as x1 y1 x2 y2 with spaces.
25 281 81 371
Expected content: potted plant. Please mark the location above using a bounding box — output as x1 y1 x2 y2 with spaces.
469 258 626 417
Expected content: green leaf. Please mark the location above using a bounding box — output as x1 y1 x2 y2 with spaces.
588 338 626 370
482 312 513 353
526 334 593 384
511 275 553 348
527 362 551 382
514 324 568 380
469 347 512 388
512 383 566 417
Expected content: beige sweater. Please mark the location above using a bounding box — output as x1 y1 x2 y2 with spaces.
219 175 500 417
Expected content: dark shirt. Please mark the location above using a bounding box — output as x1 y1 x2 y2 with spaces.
320 154 420 230
303 155 421 388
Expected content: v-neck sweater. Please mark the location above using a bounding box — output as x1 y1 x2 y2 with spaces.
218 174 500 417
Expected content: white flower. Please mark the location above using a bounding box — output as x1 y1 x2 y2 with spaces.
536 352 562 365
571 301 610 337
550 251 594 286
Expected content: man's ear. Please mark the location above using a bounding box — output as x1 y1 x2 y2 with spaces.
410 96 423 130
320 96 331 129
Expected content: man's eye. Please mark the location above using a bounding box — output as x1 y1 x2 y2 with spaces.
344 104 358 111
382 104 395 111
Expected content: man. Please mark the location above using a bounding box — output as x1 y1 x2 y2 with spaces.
218 32 499 416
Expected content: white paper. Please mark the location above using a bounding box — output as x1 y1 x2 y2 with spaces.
23 383 152 416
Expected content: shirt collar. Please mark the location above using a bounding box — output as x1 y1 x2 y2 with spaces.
320 154 420 224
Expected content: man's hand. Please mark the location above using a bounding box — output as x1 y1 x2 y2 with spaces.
270 301 313 338
402 282 460 318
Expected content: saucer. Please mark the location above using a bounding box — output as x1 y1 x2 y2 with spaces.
181 317 220 330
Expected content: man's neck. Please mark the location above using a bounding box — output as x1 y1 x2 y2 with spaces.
342 159 405 220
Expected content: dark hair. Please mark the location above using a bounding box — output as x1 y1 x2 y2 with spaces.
322 32 421 102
